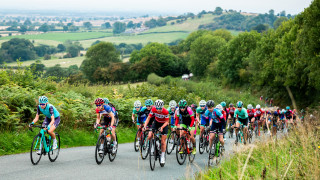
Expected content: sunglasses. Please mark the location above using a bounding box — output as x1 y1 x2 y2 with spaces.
40 104 46 106
135 107 140 109
156 108 162 110
200 105 205 107
96 105 102 107
146 105 151 107
179 106 186 109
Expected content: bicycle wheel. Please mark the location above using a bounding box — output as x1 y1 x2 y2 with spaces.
215 142 221 165
30 134 43 165
48 133 60 162
108 133 118 162
95 135 106 165
208 139 215 167
199 133 205 154
176 137 187 165
189 142 195 163
229 125 234 138
205 134 210 153
248 130 252 144
149 139 156 171
134 130 139 152
140 132 149 160
235 132 240 145
166 131 175 155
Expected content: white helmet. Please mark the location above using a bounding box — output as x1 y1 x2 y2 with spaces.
247 104 253 110
216 104 223 111
134 100 141 107
169 100 177 108
154 99 164 109
199 100 206 106
281 109 285 114
256 104 261 109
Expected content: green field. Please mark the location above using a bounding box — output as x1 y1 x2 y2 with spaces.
0 31 112 43
6 56 85 68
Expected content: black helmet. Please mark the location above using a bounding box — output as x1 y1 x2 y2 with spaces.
206 100 215 108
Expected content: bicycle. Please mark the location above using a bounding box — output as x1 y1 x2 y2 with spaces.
175 127 195 165
228 118 234 138
134 124 144 152
29 125 60 165
140 129 151 160
95 125 118 165
254 120 259 137
247 122 253 143
208 129 223 166
149 128 165 171
166 128 179 154
199 126 210 154
235 122 247 145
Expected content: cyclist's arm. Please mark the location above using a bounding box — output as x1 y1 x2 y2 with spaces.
144 116 151 129
96 113 101 125
196 113 200 123
131 113 135 122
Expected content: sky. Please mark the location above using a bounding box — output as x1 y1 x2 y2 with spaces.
0 0 313 15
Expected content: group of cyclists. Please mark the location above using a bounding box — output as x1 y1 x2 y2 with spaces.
28 95 300 167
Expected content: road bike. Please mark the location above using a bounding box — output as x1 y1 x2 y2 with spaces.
166 128 179 154
199 126 210 154
95 125 118 164
208 129 223 166
149 128 165 171
29 125 60 165
176 127 195 165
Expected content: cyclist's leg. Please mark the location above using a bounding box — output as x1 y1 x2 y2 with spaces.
159 122 168 153
209 123 217 148
242 118 248 141
200 116 207 138
235 119 241 137
218 123 224 146
189 126 196 145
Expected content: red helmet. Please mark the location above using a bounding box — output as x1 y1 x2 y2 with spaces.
95 98 104 105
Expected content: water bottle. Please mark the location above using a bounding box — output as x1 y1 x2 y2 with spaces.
106 134 111 142
187 139 190 149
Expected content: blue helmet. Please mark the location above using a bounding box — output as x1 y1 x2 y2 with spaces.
145 99 153 106
39 96 48 104
103 98 109 104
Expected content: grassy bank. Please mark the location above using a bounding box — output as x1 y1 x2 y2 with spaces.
0 126 136 156
196 117 320 179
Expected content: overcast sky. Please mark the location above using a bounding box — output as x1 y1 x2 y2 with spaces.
1 0 313 15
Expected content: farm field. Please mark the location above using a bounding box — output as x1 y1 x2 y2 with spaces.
5 56 85 68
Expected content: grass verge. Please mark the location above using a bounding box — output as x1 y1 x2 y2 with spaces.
196 116 320 179
0 126 136 156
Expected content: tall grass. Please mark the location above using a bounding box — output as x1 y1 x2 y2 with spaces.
196 114 320 179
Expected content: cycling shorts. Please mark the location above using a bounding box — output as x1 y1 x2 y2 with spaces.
200 116 209 127
137 116 146 126
237 117 248 127
151 120 168 135
210 122 223 134
180 124 195 131
43 116 60 128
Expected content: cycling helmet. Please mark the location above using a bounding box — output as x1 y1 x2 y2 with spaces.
220 102 226 107
229 103 234 107
236 101 243 108
216 104 223 111
281 109 285 114
103 98 109 104
95 98 104 105
293 109 296 113
199 100 206 107
256 104 261 109
178 100 187 108
286 106 290 110
247 104 253 110
169 100 177 108
134 100 141 107
39 96 48 104
145 99 153 106
154 99 164 109
191 104 197 109
206 100 215 108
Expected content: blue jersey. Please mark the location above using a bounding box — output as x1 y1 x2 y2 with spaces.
96 105 115 119
204 108 224 123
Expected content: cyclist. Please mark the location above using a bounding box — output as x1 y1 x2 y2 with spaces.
234 101 249 144
228 103 236 129
94 98 117 154
175 100 197 154
268 110 279 136
29 96 60 154
132 100 146 148
143 99 169 164
190 104 198 136
279 109 286 129
247 104 255 132
285 106 293 128
197 100 208 141
220 102 228 140
141 99 155 128
168 100 178 143
254 104 264 136
205 100 225 153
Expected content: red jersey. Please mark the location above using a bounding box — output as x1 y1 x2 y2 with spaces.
222 110 227 120
254 109 264 117
228 107 236 115
149 106 169 123
247 109 255 117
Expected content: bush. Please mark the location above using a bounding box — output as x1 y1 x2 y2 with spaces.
44 54 51 60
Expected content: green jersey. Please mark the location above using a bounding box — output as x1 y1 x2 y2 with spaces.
234 108 248 119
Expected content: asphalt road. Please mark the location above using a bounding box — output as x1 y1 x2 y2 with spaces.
0 132 270 180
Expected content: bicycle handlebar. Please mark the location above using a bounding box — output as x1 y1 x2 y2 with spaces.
29 125 47 132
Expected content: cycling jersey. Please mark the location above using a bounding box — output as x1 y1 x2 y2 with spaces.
234 108 248 119
37 104 60 118
228 107 236 116
149 106 169 123
196 107 207 116
142 106 155 127
247 109 255 118
168 107 177 126
254 109 264 117
175 107 195 127
285 110 293 118
96 105 114 118
132 106 146 125
204 108 224 123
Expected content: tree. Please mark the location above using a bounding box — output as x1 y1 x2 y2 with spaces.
144 19 157 28
0 38 37 62
24 19 32 26
38 23 49 32
30 60 45 76
251 24 269 33
112 22 126 34
188 34 226 76
129 42 177 77
212 29 233 41
83 22 93 30
213 7 223 15
44 64 67 80
273 17 288 29
101 22 111 29
63 26 68 31
57 44 66 52
127 21 134 28
18 25 28 33
280 10 286 17
80 42 120 82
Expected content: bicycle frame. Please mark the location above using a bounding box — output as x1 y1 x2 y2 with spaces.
31 125 53 153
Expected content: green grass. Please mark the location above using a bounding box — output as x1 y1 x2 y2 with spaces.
0 126 136 156
79 32 189 48
5 56 85 68
0 31 113 43
196 119 320 179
